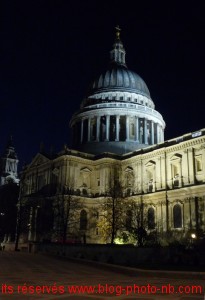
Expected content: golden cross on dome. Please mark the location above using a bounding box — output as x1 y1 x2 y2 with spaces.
115 25 121 39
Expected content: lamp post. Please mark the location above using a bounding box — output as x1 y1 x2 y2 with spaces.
34 205 40 242
190 232 197 247
14 183 23 251
0 212 5 242
14 200 22 251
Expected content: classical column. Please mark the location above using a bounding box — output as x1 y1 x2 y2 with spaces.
135 117 139 142
105 115 110 141
96 116 100 141
126 115 130 141
161 127 164 142
159 126 161 143
156 124 160 143
80 119 84 143
115 115 120 141
139 120 143 143
144 118 148 144
88 118 91 142
159 125 162 143
151 121 154 145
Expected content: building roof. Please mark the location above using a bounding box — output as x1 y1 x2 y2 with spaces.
88 64 151 98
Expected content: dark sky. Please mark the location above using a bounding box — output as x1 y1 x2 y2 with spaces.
0 1 205 170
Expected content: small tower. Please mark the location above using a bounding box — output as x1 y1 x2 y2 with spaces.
0 136 19 185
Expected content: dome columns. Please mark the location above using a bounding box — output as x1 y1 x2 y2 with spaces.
96 116 100 141
151 121 154 144
126 116 130 141
115 115 120 141
73 114 164 148
135 117 139 142
144 119 148 144
105 115 110 141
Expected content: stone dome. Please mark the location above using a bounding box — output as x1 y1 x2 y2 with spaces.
88 63 151 99
70 27 166 155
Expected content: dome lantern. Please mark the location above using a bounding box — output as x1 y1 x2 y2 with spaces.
110 26 127 67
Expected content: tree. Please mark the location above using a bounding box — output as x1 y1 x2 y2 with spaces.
53 182 82 244
0 182 19 241
97 167 125 244
128 200 147 246
111 198 148 247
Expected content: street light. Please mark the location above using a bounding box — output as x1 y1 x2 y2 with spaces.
191 233 196 239
190 232 197 248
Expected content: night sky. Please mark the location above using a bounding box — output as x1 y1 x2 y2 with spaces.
1 1 205 170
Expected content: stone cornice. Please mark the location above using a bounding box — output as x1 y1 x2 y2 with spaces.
22 130 205 176
70 104 165 126
165 137 205 153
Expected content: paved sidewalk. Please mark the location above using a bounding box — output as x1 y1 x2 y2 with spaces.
0 251 204 299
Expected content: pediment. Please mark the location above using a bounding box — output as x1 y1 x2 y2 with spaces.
80 167 91 173
125 166 133 172
145 160 156 167
52 167 59 176
170 153 182 161
28 153 50 169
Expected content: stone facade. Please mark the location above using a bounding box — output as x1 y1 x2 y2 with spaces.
19 129 205 244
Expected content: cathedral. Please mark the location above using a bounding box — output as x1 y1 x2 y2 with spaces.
18 28 205 246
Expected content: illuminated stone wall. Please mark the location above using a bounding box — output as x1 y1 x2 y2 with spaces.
19 129 205 244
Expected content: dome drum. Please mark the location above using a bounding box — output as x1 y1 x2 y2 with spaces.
71 112 164 154
70 104 165 131
75 141 154 155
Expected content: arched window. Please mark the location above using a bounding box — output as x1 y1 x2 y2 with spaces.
82 189 87 195
148 179 153 192
125 210 132 230
148 207 155 230
173 204 182 228
127 188 131 196
173 174 179 187
80 210 87 230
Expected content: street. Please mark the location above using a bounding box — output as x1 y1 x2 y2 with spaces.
0 251 204 299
